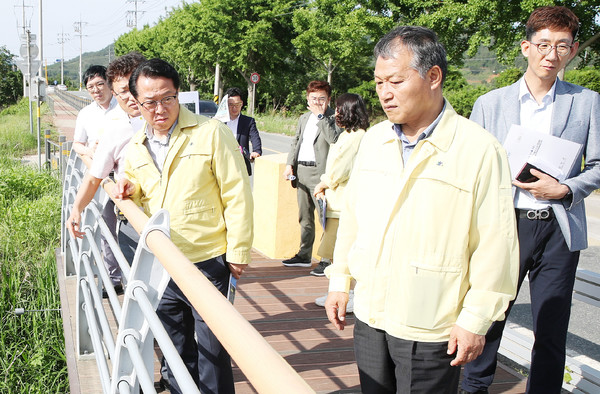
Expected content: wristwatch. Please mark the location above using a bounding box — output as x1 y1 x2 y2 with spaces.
317 113 324 120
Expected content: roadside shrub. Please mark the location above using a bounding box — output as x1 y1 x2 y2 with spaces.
565 68 600 93
446 85 491 118
493 67 523 88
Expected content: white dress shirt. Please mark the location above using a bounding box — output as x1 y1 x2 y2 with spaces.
515 77 557 210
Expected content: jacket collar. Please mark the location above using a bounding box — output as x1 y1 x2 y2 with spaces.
503 78 574 139
377 99 458 153
132 104 199 144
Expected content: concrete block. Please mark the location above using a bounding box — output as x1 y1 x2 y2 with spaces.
252 153 323 260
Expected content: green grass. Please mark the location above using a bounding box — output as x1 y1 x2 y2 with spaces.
0 98 67 392
254 112 299 136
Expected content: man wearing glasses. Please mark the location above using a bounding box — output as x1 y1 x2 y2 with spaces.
72 65 118 161
225 87 262 175
461 6 600 394
282 80 342 274
116 59 253 394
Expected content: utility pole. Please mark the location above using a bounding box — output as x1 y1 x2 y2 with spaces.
16 0 33 96
73 18 87 91
127 0 145 29
26 30 33 135
37 0 44 169
38 0 43 79
57 28 69 85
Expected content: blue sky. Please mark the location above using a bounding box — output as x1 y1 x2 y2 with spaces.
2 0 186 64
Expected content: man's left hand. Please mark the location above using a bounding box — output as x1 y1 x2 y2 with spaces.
228 263 246 279
447 325 485 366
513 169 569 200
250 152 261 160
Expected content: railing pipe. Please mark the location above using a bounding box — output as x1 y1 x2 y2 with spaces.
59 135 67 181
86 203 132 283
117 380 132 394
103 180 314 393
81 253 116 359
132 284 200 393
81 221 122 319
122 332 156 394
80 279 112 393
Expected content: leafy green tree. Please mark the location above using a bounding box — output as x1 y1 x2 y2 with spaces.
0 47 23 110
292 0 392 84
381 1 599 67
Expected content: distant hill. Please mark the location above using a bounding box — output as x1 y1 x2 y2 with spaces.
45 44 114 87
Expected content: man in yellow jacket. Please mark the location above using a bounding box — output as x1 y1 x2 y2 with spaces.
324 26 519 394
116 59 253 394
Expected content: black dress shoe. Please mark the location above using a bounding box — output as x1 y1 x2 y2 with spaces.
459 389 489 394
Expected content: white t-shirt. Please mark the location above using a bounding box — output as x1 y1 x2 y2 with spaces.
89 106 144 180
73 96 119 145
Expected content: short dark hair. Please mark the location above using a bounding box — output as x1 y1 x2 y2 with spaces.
335 93 370 132
129 58 180 99
374 26 447 86
306 80 331 97
526 6 579 42
225 87 243 99
106 52 146 90
82 65 106 86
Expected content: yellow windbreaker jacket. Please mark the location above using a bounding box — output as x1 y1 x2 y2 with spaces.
124 106 254 265
327 102 518 341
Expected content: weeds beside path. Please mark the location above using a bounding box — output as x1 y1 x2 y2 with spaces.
0 98 67 392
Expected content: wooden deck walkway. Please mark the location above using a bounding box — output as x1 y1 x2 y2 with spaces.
59 249 528 393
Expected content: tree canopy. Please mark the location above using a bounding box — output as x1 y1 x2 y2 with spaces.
113 0 600 114
0 47 23 110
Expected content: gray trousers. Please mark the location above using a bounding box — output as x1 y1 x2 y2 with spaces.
295 164 322 260
101 199 139 285
101 199 121 286
354 318 459 394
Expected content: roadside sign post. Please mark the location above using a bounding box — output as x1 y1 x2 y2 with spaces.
250 72 260 117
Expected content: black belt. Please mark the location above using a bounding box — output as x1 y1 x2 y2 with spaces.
298 161 316 167
516 208 554 220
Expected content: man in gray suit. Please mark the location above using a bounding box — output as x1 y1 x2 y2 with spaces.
461 6 600 394
282 81 342 274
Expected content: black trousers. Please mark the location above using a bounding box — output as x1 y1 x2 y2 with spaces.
462 214 580 394
354 318 459 394
156 255 234 394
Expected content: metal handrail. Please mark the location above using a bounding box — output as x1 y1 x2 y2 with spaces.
55 90 92 111
62 151 314 393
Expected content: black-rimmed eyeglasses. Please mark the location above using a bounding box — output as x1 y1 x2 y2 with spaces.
138 95 178 111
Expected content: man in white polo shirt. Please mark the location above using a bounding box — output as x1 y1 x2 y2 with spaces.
72 65 118 161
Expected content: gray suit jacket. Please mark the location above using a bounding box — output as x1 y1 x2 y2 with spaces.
471 78 600 251
286 107 342 187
